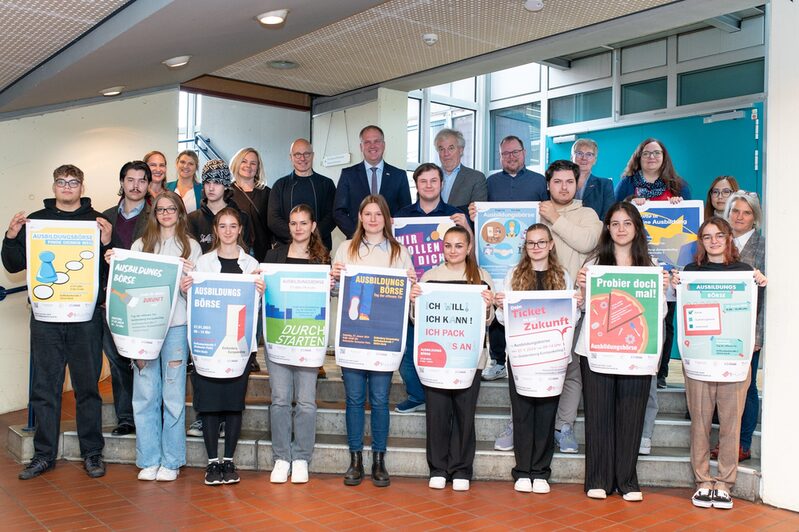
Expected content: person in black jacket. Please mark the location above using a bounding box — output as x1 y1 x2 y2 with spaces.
268 138 336 251
2 164 112 480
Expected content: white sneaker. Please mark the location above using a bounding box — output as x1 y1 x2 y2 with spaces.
481 363 507 381
137 465 159 481
428 476 446 489
623 491 643 502
514 478 533 493
291 460 309 484
155 466 178 481
639 437 652 455
452 479 470 491
587 488 607 499
532 479 550 494
271 459 290 483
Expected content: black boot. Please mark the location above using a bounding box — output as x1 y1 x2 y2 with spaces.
343 451 364 486
371 451 390 487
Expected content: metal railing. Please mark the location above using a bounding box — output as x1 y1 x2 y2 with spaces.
177 133 225 163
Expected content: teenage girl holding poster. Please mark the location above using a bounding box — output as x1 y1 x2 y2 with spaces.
574 202 667 502
263 204 330 484
493 223 575 495
408 226 494 492
180 207 263 486
330 195 415 487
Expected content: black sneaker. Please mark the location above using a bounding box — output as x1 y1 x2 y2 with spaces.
691 488 713 508
204 462 223 485
19 458 55 480
84 455 106 478
222 461 240 484
712 489 733 509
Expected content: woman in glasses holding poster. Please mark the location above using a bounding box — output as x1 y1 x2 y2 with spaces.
672 217 766 510
263 204 330 484
180 207 263 486
408 226 494 492
331 195 414 488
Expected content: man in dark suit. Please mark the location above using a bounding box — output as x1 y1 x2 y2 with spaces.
434 128 487 213
333 125 411 238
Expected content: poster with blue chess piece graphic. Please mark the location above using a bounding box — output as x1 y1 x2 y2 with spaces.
474 202 538 291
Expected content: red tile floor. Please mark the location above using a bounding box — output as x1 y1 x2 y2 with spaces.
1 379 797 531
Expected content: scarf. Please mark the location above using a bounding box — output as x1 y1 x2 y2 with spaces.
631 171 666 199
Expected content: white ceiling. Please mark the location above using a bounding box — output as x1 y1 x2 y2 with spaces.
0 0 765 116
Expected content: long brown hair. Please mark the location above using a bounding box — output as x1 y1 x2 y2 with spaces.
141 191 193 259
511 224 567 290
348 195 403 265
622 138 684 196
589 202 652 267
290 204 330 264
704 175 739 219
694 217 740 265
443 226 481 285
211 207 246 252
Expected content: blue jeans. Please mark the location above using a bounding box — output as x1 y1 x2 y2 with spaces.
267 358 318 462
101 315 134 426
399 323 425 404
132 325 188 470
342 368 392 452
740 349 761 451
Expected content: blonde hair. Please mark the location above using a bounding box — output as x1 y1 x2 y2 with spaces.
230 148 266 189
510 224 567 291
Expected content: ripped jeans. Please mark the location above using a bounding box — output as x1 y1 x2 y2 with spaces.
132 325 188 470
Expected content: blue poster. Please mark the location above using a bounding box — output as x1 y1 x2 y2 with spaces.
474 201 539 291
637 200 704 271
188 272 259 378
414 283 486 389
335 265 410 371
393 216 455 279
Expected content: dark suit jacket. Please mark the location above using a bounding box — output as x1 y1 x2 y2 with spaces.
333 161 411 238
738 230 766 346
580 174 615 221
102 201 151 249
446 165 487 213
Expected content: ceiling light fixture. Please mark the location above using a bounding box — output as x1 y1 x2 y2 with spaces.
268 60 298 70
524 0 544 12
99 86 124 97
422 33 438 46
162 55 191 69
257 9 289 25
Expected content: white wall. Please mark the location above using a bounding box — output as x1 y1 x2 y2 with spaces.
0 89 177 414
197 95 310 186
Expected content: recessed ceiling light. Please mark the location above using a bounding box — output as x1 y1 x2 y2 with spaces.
99 86 124 97
257 9 289 25
524 0 544 12
162 55 191 69
422 33 438 46
268 60 298 70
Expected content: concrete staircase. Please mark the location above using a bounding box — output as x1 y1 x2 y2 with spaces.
7 360 762 501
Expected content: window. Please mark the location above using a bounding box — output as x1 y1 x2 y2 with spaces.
430 103 475 168
678 59 765 106
430 79 476 102
407 97 421 166
621 77 667 115
490 102 541 170
548 88 612 126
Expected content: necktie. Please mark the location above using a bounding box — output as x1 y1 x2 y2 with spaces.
370 167 378 195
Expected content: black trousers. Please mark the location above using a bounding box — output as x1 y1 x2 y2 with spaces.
657 302 676 380
508 365 558 481
580 356 650 495
30 309 105 461
488 317 506 365
101 315 135 426
424 372 481 480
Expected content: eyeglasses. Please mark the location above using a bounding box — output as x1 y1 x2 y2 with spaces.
641 150 663 159
574 151 595 159
711 188 733 198
500 149 524 158
701 232 727 242
291 152 313 159
525 240 550 249
54 179 81 189
155 206 178 215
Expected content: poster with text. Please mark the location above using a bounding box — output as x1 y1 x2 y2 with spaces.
637 200 703 271
585 266 663 375
413 283 486 389
188 272 259 378
393 217 455 279
107 249 182 360
677 271 756 382
474 202 538 291
335 265 410 371
262 264 330 368
504 290 576 397
26 219 99 322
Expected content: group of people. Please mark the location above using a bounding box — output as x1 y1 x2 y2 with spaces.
2 125 767 511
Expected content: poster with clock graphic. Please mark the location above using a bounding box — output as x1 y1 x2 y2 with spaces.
585 266 664 375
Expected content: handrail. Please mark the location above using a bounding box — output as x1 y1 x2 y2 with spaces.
177 133 226 165
0 284 26 302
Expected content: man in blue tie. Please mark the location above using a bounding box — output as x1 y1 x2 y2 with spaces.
333 125 412 239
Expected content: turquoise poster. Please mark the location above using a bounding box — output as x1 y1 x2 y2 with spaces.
474 201 538 291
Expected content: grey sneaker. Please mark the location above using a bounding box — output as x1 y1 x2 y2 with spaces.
639 437 652 455
187 419 203 437
556 423 578 453
494 420 514 451
482 363 507 381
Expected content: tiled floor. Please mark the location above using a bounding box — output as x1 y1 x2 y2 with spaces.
1 379 795 531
